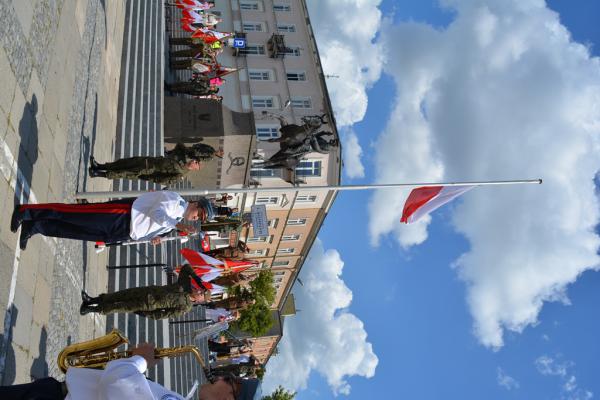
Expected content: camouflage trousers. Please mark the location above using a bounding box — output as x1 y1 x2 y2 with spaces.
97 156 183 181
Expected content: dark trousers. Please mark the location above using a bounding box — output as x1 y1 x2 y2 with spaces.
19 199 134 243
0 377 64 400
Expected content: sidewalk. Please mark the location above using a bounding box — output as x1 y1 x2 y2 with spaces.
0 0 126 383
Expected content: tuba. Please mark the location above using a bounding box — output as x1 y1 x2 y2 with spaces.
57 329 207 373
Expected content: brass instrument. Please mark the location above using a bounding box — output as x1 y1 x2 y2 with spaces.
58 329 207 373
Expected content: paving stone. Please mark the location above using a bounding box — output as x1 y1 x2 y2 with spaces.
0 47 17 117
11 285 34 350
16 249 39 298
32 277 51 326
10 0 34 39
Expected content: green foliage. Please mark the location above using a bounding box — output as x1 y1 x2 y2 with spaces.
261 385 296 400
235 301 273 336
249 269 276 305
255 366 266 380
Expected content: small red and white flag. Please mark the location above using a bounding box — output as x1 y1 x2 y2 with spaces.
401 185 475 224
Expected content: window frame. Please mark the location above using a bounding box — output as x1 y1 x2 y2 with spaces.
286 218 307 226
240 1 264 11
295 160 322 177
277 23 296 32
243 21 266 32
290 97 312 109
286 71 306 81
296 195 317 203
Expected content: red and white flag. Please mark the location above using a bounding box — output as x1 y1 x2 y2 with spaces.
401 185 475 224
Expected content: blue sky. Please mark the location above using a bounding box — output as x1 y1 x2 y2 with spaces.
263 1 600 399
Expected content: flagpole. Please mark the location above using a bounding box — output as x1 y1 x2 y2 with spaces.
74 179 542 200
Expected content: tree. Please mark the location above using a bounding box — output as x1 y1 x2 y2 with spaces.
249 269 276 305
262 386 296 400
235 301 273 336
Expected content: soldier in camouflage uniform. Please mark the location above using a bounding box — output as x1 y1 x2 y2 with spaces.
165 142 224 163
88 143 222 184
79 264 210 319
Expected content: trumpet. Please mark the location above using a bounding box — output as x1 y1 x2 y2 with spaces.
57 329 207 373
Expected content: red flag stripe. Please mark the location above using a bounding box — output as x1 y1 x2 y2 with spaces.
400 186 443 223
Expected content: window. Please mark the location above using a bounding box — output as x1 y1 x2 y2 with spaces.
256 126 280 140
277 24 296 32
277 248 295 254
283 46 301 56
275 277 284 283
248 248 267 256
295 160 321 176
251 165 279 178
269 218 279 228
296 195 317 203
240 1 263 11
247 236 271 243
291 97 312 109
210 11 222 16
252 96 277 108
286 71 306 81
248 69 272 81
286 218 307 226
243 22 265 32
273 270 287 275
273 4 291 11
239 45 265 55
256 196 279 205
282 234 301 241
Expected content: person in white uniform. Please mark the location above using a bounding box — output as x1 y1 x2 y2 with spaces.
12 191 200 250
0 343 262 400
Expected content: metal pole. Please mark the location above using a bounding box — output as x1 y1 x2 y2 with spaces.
106 263 167 270
75 179 542 200
170 319 212 325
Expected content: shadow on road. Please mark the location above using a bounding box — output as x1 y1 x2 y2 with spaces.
29 327 49 380
13 95 39 207
0 305 19 385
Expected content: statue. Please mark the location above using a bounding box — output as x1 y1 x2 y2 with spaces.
253 114 339 182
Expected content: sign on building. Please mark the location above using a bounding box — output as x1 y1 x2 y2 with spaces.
251 205 269 237
233 37 247 48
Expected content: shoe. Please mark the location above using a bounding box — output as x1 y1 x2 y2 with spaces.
10 205 23 233
19 224 32 251
89 156 100 169
88 167 107 178
81 290 93 303
79 303 91 316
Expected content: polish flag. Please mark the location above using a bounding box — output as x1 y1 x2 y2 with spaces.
401 185 475 224
180 248 224 266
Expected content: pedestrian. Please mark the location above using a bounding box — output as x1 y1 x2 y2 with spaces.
88 154 201 185
11 190 200 250
79 264 211 319
165 142 224 163
0 342 262 399
205 308 239 323
165 80 217 96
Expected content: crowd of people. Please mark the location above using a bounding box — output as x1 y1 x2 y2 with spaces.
165 0 240 100
0 1 266 398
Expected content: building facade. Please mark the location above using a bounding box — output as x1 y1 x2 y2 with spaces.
211 0 342 364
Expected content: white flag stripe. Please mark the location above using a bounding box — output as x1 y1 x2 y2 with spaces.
407 185 475 223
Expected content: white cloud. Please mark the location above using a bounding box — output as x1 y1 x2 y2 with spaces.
262 240 378 396
341 128 365 178
306 0 384 127
534 355 593 400
368 0 600 347
497 367 520 390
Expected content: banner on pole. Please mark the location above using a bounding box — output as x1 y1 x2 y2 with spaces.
251 205 269 237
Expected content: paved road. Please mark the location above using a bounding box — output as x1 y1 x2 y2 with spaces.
106 0 209 394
